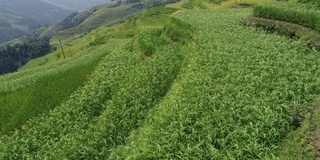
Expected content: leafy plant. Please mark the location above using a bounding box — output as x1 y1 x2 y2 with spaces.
138 26 164 56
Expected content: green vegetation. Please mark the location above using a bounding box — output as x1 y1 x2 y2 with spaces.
246 0 320 158
1 1 178 74
254 2 320 31
0 44 108 135
245 16 320 50
0 31 185 158
50 5 138 45
21 6 177 70
247 1 320 51
178 0 216 9
106 7 177 38
298 0 320 6
138 26 164 55
212 0 270 9
0 37 51 75
0 58 100 135
20 27 110 70
108 9 320 159
2 0 320 159
279 100 320 159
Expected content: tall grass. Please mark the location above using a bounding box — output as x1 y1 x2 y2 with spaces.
109 9 320 159
298 0 320 6
254 1 320 31
0 30 186 158
0 44 111 135
0 57 101 135
2 4 320 160
0 39 136 159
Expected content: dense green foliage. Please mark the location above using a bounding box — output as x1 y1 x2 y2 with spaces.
2 6 320 158
106 9 320 159
0 35 184 158
0 43 105 92
0 60 99 135
245 16 320 50
298 0 320 6
138 26 164 55
2 0 320 159
0 37 50 75
0 1 180 75
249 0 320 50
0 43 109 135
254 2 320 31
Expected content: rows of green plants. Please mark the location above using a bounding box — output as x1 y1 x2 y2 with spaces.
253 1 320 31
107 9 320 159
138 26 164 55
0 25 185 158
0 55 101 135
298 0 320 6
2 4 320 159
43 44 184 159
0 44 107 93
244 15 320 51
105 6 175 39
0 39 137 159
0 41 120 135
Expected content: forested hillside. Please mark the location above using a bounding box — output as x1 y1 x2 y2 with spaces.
0 36 50 74
1 0 320 159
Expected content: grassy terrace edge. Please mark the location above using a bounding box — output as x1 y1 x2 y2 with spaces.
245 16 320 50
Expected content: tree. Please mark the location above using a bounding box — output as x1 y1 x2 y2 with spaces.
0 37 51 75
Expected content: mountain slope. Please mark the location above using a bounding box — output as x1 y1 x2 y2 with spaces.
0 0 73 44
42 0 111 11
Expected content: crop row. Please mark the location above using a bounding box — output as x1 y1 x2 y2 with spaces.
108 9 320 159
0 54 102 135
298 0 320 6
253 1 320 31
0 43 109 93
48 44 184 159
138 26 164 55
0 39 137 159
0 38 128 135
0 32 185 158
2 7 320 159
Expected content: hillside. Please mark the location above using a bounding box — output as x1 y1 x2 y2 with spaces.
1 0 320 159
42 0 111 11
0 0 73 44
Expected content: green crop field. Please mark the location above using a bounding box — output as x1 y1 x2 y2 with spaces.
254 1 320 31
1 0 320 159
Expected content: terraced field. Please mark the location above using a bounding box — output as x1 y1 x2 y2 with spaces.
1 0 320 159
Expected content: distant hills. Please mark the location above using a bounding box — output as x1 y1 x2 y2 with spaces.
0 0 74 44
42 0 111 11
